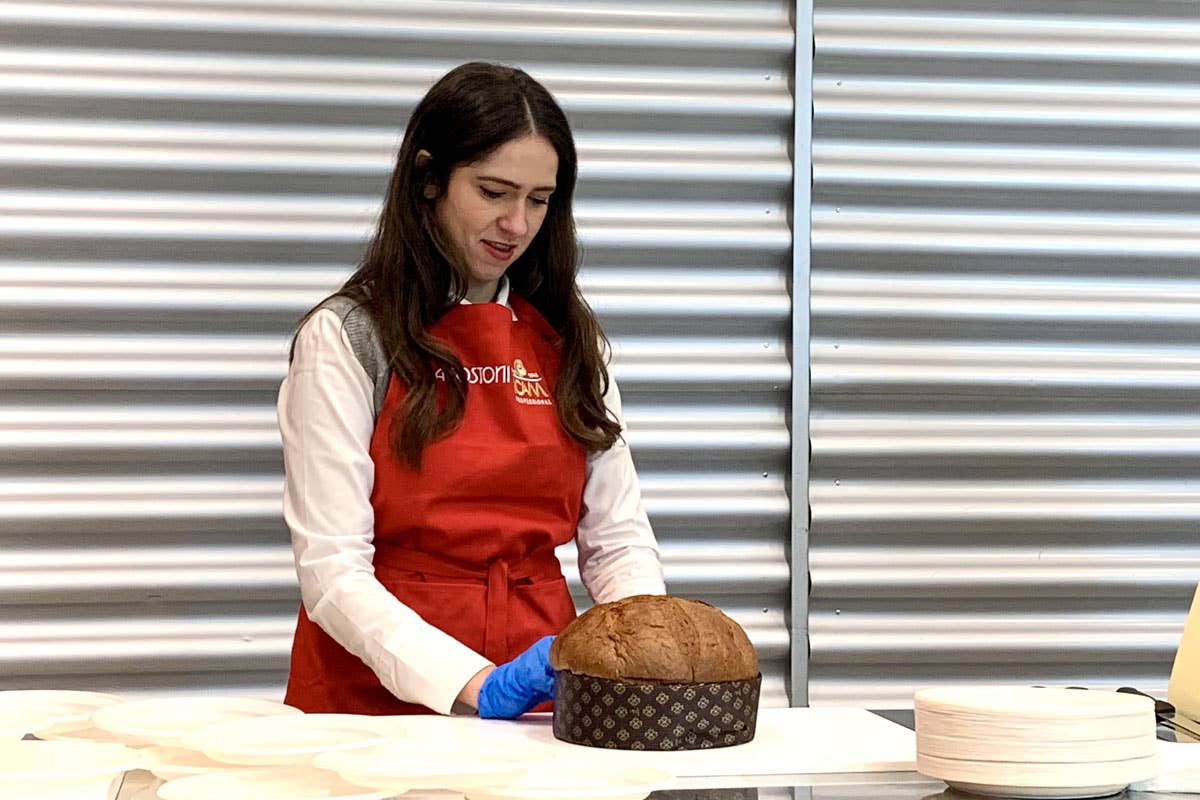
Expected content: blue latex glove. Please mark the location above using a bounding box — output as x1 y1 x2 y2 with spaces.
476 635 556 719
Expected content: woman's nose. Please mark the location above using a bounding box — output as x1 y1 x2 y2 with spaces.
497 201 529 236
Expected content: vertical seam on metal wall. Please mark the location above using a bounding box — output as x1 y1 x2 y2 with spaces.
790 0 814 708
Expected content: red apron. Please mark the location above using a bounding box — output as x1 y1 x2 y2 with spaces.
284 296 584 714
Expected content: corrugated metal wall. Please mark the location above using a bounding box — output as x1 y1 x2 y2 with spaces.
809 1 1200 707
1 2 796 704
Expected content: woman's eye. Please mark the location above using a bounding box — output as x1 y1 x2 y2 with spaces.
529 196 550 207
480 187 504 199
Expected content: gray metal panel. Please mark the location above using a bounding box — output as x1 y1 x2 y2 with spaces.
0 2 796 705
810 1 1200 708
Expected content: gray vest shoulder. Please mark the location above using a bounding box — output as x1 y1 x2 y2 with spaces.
316 295 389 419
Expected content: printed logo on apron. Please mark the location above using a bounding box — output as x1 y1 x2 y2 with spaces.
433 357 553 406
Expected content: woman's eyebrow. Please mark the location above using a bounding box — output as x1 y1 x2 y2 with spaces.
477 175 556 193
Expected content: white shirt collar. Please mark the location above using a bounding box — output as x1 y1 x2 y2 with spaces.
459 276 516 320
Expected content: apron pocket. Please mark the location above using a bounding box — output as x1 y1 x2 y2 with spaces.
510 575 576 656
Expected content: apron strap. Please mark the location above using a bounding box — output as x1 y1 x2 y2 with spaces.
485 558 509 664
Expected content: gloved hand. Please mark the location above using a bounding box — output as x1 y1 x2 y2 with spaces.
476 635 556 719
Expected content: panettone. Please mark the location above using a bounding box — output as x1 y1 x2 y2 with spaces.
549 594 758 682
549 595 761 751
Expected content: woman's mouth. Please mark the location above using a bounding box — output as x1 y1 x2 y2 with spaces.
482 239 517 261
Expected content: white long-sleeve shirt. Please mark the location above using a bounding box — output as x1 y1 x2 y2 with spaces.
277 284 665 714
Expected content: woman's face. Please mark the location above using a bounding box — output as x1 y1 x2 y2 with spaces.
434 134 558 302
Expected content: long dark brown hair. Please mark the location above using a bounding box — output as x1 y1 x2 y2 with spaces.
295 62 620 469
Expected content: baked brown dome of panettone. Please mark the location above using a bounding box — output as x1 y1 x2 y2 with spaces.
549 594 758 683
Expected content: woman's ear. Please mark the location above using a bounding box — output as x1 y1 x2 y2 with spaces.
415 149 439 199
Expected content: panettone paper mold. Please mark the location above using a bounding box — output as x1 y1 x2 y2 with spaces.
552 670 762 751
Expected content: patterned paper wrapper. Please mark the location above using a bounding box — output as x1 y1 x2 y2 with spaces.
552 670 762 751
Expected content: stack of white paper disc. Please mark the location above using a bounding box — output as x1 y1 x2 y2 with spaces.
915 686 1159 799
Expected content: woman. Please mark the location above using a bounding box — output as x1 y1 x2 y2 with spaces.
277 62 665 719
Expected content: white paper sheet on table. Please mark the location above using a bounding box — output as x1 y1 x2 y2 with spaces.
480 707 916 778
1131 740 1200 794
112 709 916 798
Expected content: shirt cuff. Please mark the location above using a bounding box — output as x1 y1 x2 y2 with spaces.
384 630 494 716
